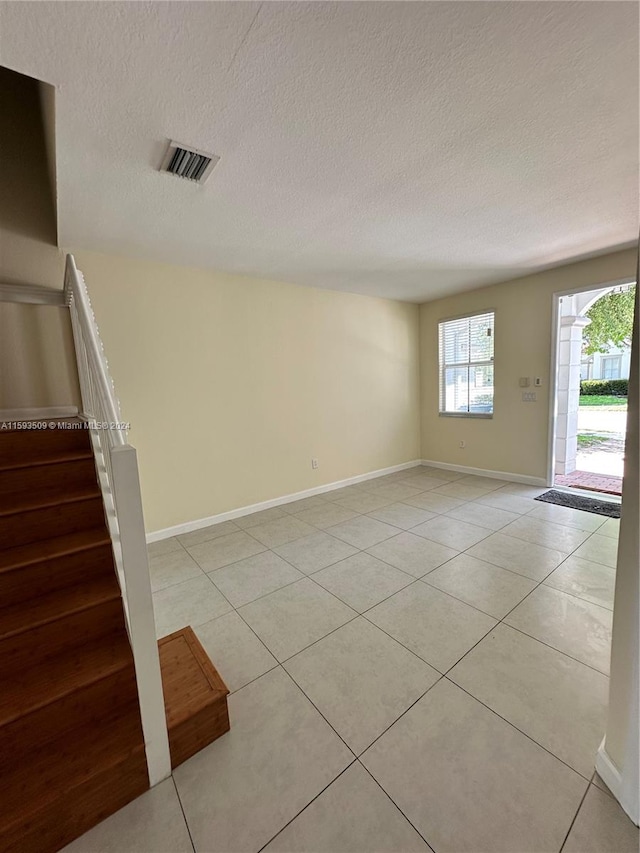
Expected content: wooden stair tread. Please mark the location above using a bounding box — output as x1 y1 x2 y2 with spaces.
0 573 120 641
0 703 145 830
0 485 101 518
0 414 150 849
0 528 110 573
0 420 90 468
0 449 94 473
0 633 134 727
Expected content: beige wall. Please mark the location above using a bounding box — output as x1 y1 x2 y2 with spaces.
1 72 633 529
0 302 80 410
0 66 64 289
0 66 79 410
419 249 638 481
72 250 421 533
0 220 81 409
0 229 64 290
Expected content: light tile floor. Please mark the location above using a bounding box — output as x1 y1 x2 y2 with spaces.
66 465 638 853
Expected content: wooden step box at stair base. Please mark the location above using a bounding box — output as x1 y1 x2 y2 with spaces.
158 626 230 769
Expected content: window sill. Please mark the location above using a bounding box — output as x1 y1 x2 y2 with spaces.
438 412 493 419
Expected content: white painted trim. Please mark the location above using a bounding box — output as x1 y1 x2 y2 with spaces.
547 292 561 486
65 255 126 444
0 282 66 305
147 460 423 542
111 445 171 787
547 275 637 488
596 737 639 826
553 277 636 300
0 406 78 421
420 459 546 487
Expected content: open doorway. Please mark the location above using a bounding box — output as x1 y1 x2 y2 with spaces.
551 280 635 496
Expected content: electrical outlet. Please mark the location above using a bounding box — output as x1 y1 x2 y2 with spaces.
534 377 542 387
459 440 466 449
311 458 319 469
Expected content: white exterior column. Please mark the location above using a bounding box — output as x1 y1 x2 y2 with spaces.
555 313 590 475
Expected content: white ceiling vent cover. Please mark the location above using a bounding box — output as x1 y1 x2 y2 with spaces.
160 141 220 184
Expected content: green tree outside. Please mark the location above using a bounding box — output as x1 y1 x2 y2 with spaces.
582 286 636 355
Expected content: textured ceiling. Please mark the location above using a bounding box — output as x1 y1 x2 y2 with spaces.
0 1 637 302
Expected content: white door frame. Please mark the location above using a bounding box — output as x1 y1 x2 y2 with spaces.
546 276 636 487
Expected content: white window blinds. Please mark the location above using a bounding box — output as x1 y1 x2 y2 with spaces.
439 311 494 415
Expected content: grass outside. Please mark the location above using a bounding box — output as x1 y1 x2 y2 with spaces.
577 433 611 449
579 395 628 409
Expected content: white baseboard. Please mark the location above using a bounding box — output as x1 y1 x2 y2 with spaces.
0 406 78 421
147 459 423 543
420 459 547 487
596 737 639 826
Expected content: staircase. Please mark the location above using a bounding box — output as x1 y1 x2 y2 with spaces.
0 420 149 852
0 256 237 848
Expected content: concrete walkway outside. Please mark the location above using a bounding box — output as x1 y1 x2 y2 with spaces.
578 409 627 434
556 403 627 494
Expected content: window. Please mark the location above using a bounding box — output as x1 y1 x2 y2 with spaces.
580 358 593 381
601 356 622 380
439 311 494 416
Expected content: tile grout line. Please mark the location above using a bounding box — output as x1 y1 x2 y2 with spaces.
231 578 362 667
154 489 614 660
344 624 597 849
223 660 281 697
344 674 446 759
497 622 611 678
206 555 455 814
541 579 615 612
160 473 608 556
254 759 359 853
252 660 443 852
169 775 198 853
378 524 613 792
156 470 492 554
178 496 444 612
310 499 614 790
442 677 596 784
558 777 592 853
157 473 592 572
357 759 441 853
277 666 358 757
428 535 612 680
150 472 620 850
244 649 590 853
151 471 614 846
155 486 614 670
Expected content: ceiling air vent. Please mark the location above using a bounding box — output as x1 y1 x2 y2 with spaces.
160 141 220 185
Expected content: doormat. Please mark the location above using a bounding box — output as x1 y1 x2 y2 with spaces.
535 490 621 518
